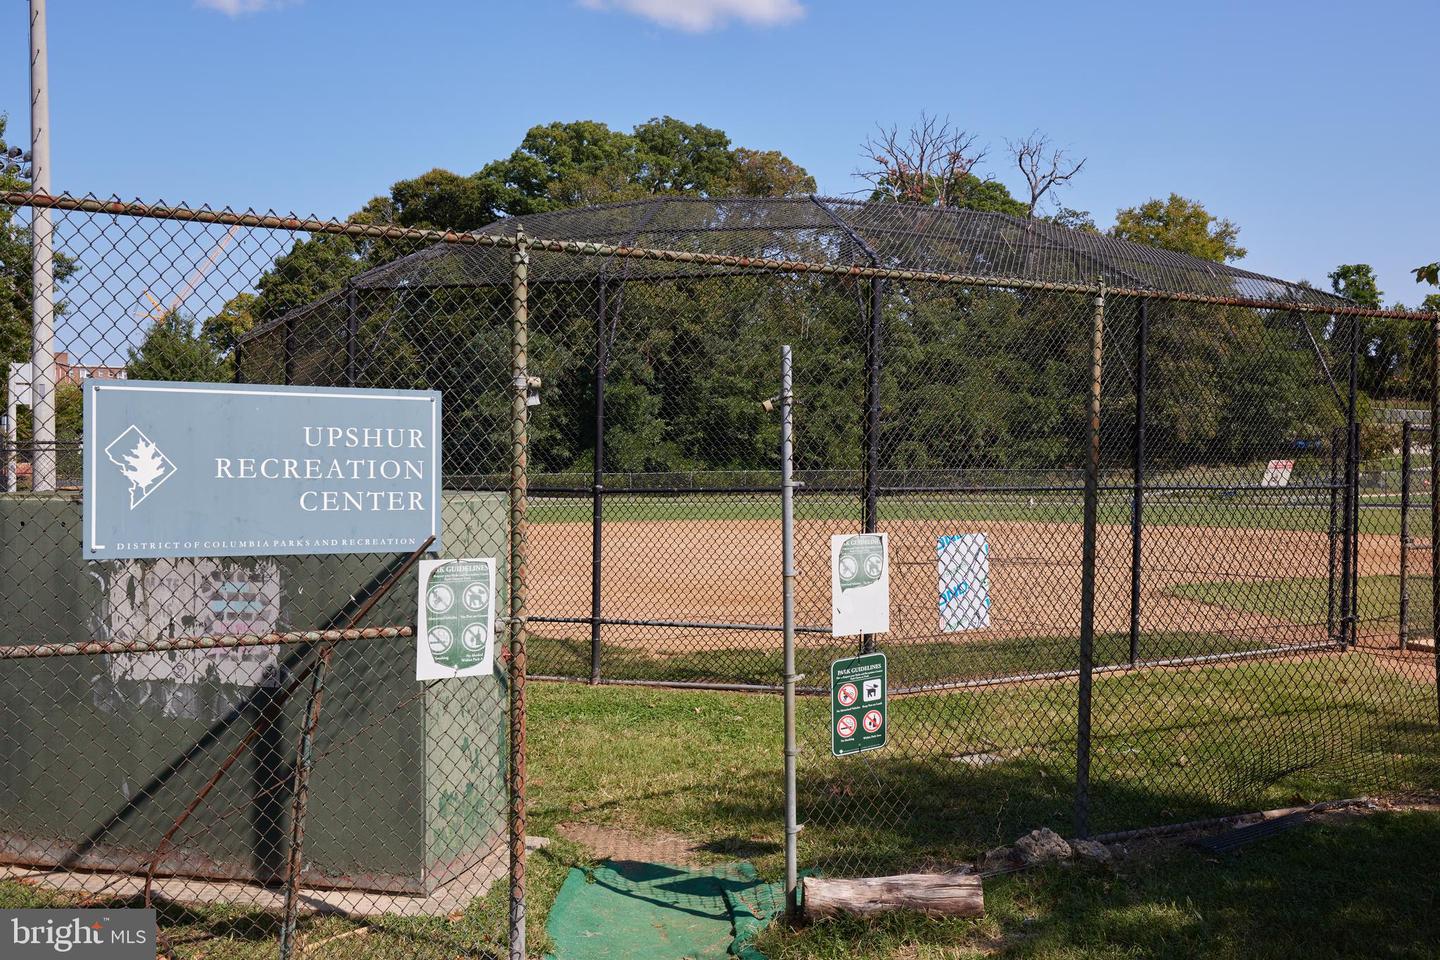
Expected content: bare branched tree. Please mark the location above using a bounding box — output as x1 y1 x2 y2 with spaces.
857 113 986 207
1007 131 1086 218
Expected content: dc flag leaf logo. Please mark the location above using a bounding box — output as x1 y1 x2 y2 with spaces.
103 426 177 509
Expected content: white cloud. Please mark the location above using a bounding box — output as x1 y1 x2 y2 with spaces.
579 0 805 32
196 0 296 16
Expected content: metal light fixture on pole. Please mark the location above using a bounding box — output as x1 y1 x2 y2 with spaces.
29 0 56 492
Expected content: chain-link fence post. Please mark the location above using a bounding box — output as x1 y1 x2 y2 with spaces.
1328 425 1341 641
779 344 799 920
591 276 609 684
1400 419 1412 651
1075 279 1106 839
1128 297 1148 664
508 226 532 960
1340 314 1359 645
860 277 883 656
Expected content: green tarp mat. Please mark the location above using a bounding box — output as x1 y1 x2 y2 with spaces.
544 860 782 960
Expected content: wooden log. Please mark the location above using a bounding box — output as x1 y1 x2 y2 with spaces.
802 873 984 919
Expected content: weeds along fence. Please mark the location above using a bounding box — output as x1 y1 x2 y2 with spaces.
0 192 1438 955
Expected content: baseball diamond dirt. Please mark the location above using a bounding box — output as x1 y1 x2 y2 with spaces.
526 512 1426 672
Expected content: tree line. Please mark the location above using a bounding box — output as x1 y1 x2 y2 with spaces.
1 113 1436 475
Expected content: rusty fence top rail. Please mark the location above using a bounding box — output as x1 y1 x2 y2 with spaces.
0 625 414 660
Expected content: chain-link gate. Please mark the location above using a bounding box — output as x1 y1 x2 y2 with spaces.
2 191 1438 956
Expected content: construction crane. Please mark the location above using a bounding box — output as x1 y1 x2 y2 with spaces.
136 223 242 323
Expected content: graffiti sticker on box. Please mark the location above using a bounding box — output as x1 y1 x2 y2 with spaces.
106 558 281 688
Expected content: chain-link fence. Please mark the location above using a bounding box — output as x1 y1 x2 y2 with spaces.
1 195 527 959
1 192 1437 955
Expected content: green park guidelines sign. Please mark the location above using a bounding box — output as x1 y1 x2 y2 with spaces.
416 558 497 681
831 652 887 757
82 380 441 560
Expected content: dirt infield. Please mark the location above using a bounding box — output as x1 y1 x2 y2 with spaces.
528 516 1408 653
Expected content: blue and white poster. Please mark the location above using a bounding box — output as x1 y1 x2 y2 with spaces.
936 533 991 633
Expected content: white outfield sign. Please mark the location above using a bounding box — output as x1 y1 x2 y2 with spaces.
83 380 442 559
417 558 497 681
831 533 890 637
936 533 992 633
1260 459 1296 488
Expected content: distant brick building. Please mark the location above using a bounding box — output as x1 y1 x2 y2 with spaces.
53 351 126 386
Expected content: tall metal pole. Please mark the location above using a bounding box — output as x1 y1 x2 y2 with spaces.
1400 419 1412 651
1075 281 1106 839
590 278 608 684
508 226 531 960
860 278 883 655
1128 298 1148 664
28 0 56 492
779 344 799 919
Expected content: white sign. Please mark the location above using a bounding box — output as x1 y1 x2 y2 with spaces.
831 533 890 637
7 362 33 408
416 558 497 680
1260 459 1295 488
937 533 992 633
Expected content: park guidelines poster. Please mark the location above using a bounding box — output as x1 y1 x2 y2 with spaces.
830 532 890 636
416 558 497 681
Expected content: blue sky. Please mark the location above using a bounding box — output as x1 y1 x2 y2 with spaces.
2 0 1437 304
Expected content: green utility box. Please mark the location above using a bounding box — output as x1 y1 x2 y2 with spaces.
0 492 508 896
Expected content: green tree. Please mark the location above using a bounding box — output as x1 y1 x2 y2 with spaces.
1327 264 1421 398
126 310 232 382
1328 264 1381 308
1110 194 1246 262
725 148 816 197
200 292 257 359
249 117 816 322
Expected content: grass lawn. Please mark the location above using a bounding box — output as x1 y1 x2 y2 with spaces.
526 660 1437 880
1168 574 1433 636
757 808 1440 960
3 660 1434 958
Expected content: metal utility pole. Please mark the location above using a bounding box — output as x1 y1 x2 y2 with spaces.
29 0 56 492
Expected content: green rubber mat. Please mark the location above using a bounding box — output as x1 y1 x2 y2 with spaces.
544 859 782 960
